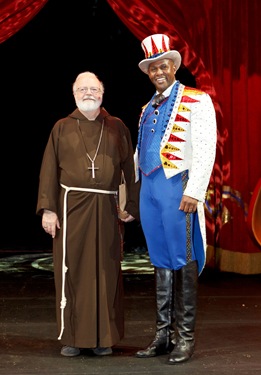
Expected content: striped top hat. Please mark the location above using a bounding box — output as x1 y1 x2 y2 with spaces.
138 34 181 74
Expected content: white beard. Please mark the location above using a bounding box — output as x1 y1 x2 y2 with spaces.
76 97 102 112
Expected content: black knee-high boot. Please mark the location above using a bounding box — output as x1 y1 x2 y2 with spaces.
168 260 198 364
136 267 175 358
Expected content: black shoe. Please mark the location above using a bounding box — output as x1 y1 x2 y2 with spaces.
168 340 194 364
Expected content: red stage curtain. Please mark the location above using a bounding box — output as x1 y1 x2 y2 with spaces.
0 0 48 44
107 0 261 273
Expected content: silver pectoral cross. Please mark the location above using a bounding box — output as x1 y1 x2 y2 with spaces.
88 161 99 178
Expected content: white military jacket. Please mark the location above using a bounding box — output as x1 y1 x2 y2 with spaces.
135 83 217 203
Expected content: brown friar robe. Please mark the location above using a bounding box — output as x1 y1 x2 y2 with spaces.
36 107 140 349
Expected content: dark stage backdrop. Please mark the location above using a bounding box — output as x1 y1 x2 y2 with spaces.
0 0 194 252
0 0 139 251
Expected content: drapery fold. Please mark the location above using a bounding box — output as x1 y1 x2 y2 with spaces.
0 0 48 44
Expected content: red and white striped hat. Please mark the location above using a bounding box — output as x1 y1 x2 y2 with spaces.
138 34 181 74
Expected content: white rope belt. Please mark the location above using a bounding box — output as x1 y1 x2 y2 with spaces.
58 184 118 340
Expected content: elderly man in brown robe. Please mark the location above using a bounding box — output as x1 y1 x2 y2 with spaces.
36 71 139 357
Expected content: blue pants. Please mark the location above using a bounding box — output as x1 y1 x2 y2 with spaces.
140 168 203 270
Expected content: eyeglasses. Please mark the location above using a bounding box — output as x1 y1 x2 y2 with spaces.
75 87 101 95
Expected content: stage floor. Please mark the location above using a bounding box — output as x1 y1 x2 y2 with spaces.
1 251 261 375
